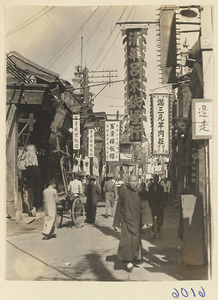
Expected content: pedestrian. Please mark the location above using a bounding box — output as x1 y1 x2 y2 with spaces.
146 178 153 191
84 176 101 223
160 177 171 206
42 179 59 240
103 173 118 218
148 174 164 239
68 173 83 200
113 174 148 272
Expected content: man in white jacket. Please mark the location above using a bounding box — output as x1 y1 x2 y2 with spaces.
68 173 83 199
42 179 59 240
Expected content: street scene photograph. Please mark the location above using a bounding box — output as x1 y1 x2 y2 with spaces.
5 3 213 284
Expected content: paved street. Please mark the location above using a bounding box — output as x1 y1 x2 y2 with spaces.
6 203 207 281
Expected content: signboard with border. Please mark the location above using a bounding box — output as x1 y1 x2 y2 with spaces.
192 99 212 140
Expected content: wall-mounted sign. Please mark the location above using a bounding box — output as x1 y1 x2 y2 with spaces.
123 28 147 142
73 114 80 150
192 99 212 139
105 121 120 162
151 93 170 156
88 128 95 157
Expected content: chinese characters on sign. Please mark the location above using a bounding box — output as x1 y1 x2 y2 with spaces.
105 121 120 162
192 99 212 139
123 28 147 142
88 128 95 157
151 93 170 155
72 114 80 150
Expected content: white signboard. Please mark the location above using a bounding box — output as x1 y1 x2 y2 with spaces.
151 93 170 155
83 156 90 175
73 114 80 150
93 156 99 177
192 99 212 139
105 121 120 162
88 129 95 157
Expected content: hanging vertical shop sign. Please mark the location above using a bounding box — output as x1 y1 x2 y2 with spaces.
105 121 120 162
88 128 95 157
83 156 90 175
151 93 170 156
73 114 80 150
192 99 212 139
159 6 177 84
123 28 147 142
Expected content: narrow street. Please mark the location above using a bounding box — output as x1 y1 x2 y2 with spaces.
6 203 207 281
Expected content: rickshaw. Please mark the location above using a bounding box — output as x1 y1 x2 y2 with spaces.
56 165 86 228
52 132 86 228
56 191 85 228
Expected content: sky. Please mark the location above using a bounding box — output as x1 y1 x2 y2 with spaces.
6 5 161 121
5 4 202 142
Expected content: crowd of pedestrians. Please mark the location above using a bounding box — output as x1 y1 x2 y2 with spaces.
42 172 171 271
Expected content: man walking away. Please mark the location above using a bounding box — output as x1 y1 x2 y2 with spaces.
148 174 164 239
103 173 118 218
42 179 59 240
68 173 83 199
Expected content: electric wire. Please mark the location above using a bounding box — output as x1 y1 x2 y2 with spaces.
60 6 112 76
40 9 74 62
45 7 99 69
45 12 74 60
95 6 135 71
7 6 48 35
88 6 128 70
7 7 55 36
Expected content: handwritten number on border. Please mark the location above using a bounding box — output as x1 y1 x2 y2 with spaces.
172 287 205 298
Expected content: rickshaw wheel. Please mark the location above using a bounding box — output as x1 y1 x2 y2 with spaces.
72 198 85 228
56 210 63 227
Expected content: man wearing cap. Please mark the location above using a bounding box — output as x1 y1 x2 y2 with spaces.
103 173 118 218
113 174 148 271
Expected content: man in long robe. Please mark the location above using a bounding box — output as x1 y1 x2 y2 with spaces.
84 177 101 223
42 180 59 240
113 174 148 271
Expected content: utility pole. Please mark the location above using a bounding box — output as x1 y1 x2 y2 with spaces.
89 69 118 86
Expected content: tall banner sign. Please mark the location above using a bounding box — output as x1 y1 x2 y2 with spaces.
192 99 212 139
105 121 120 162
123 28 147 142
159 6 177 84
151 93 170 156
73 114 80 150
88 128 95 157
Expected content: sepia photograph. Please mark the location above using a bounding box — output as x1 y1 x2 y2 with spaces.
3 1 215 294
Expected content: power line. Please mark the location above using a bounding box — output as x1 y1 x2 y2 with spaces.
95 6 135 70
45 7 99 69
23 7 72 63
67 79 123 91
88 6 128 70
60 6 112 76
7 7 55 36
7 6 48 35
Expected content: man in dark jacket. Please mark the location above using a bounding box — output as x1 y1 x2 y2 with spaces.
113 174 148 272
148 174 164 239
84 176 101 223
